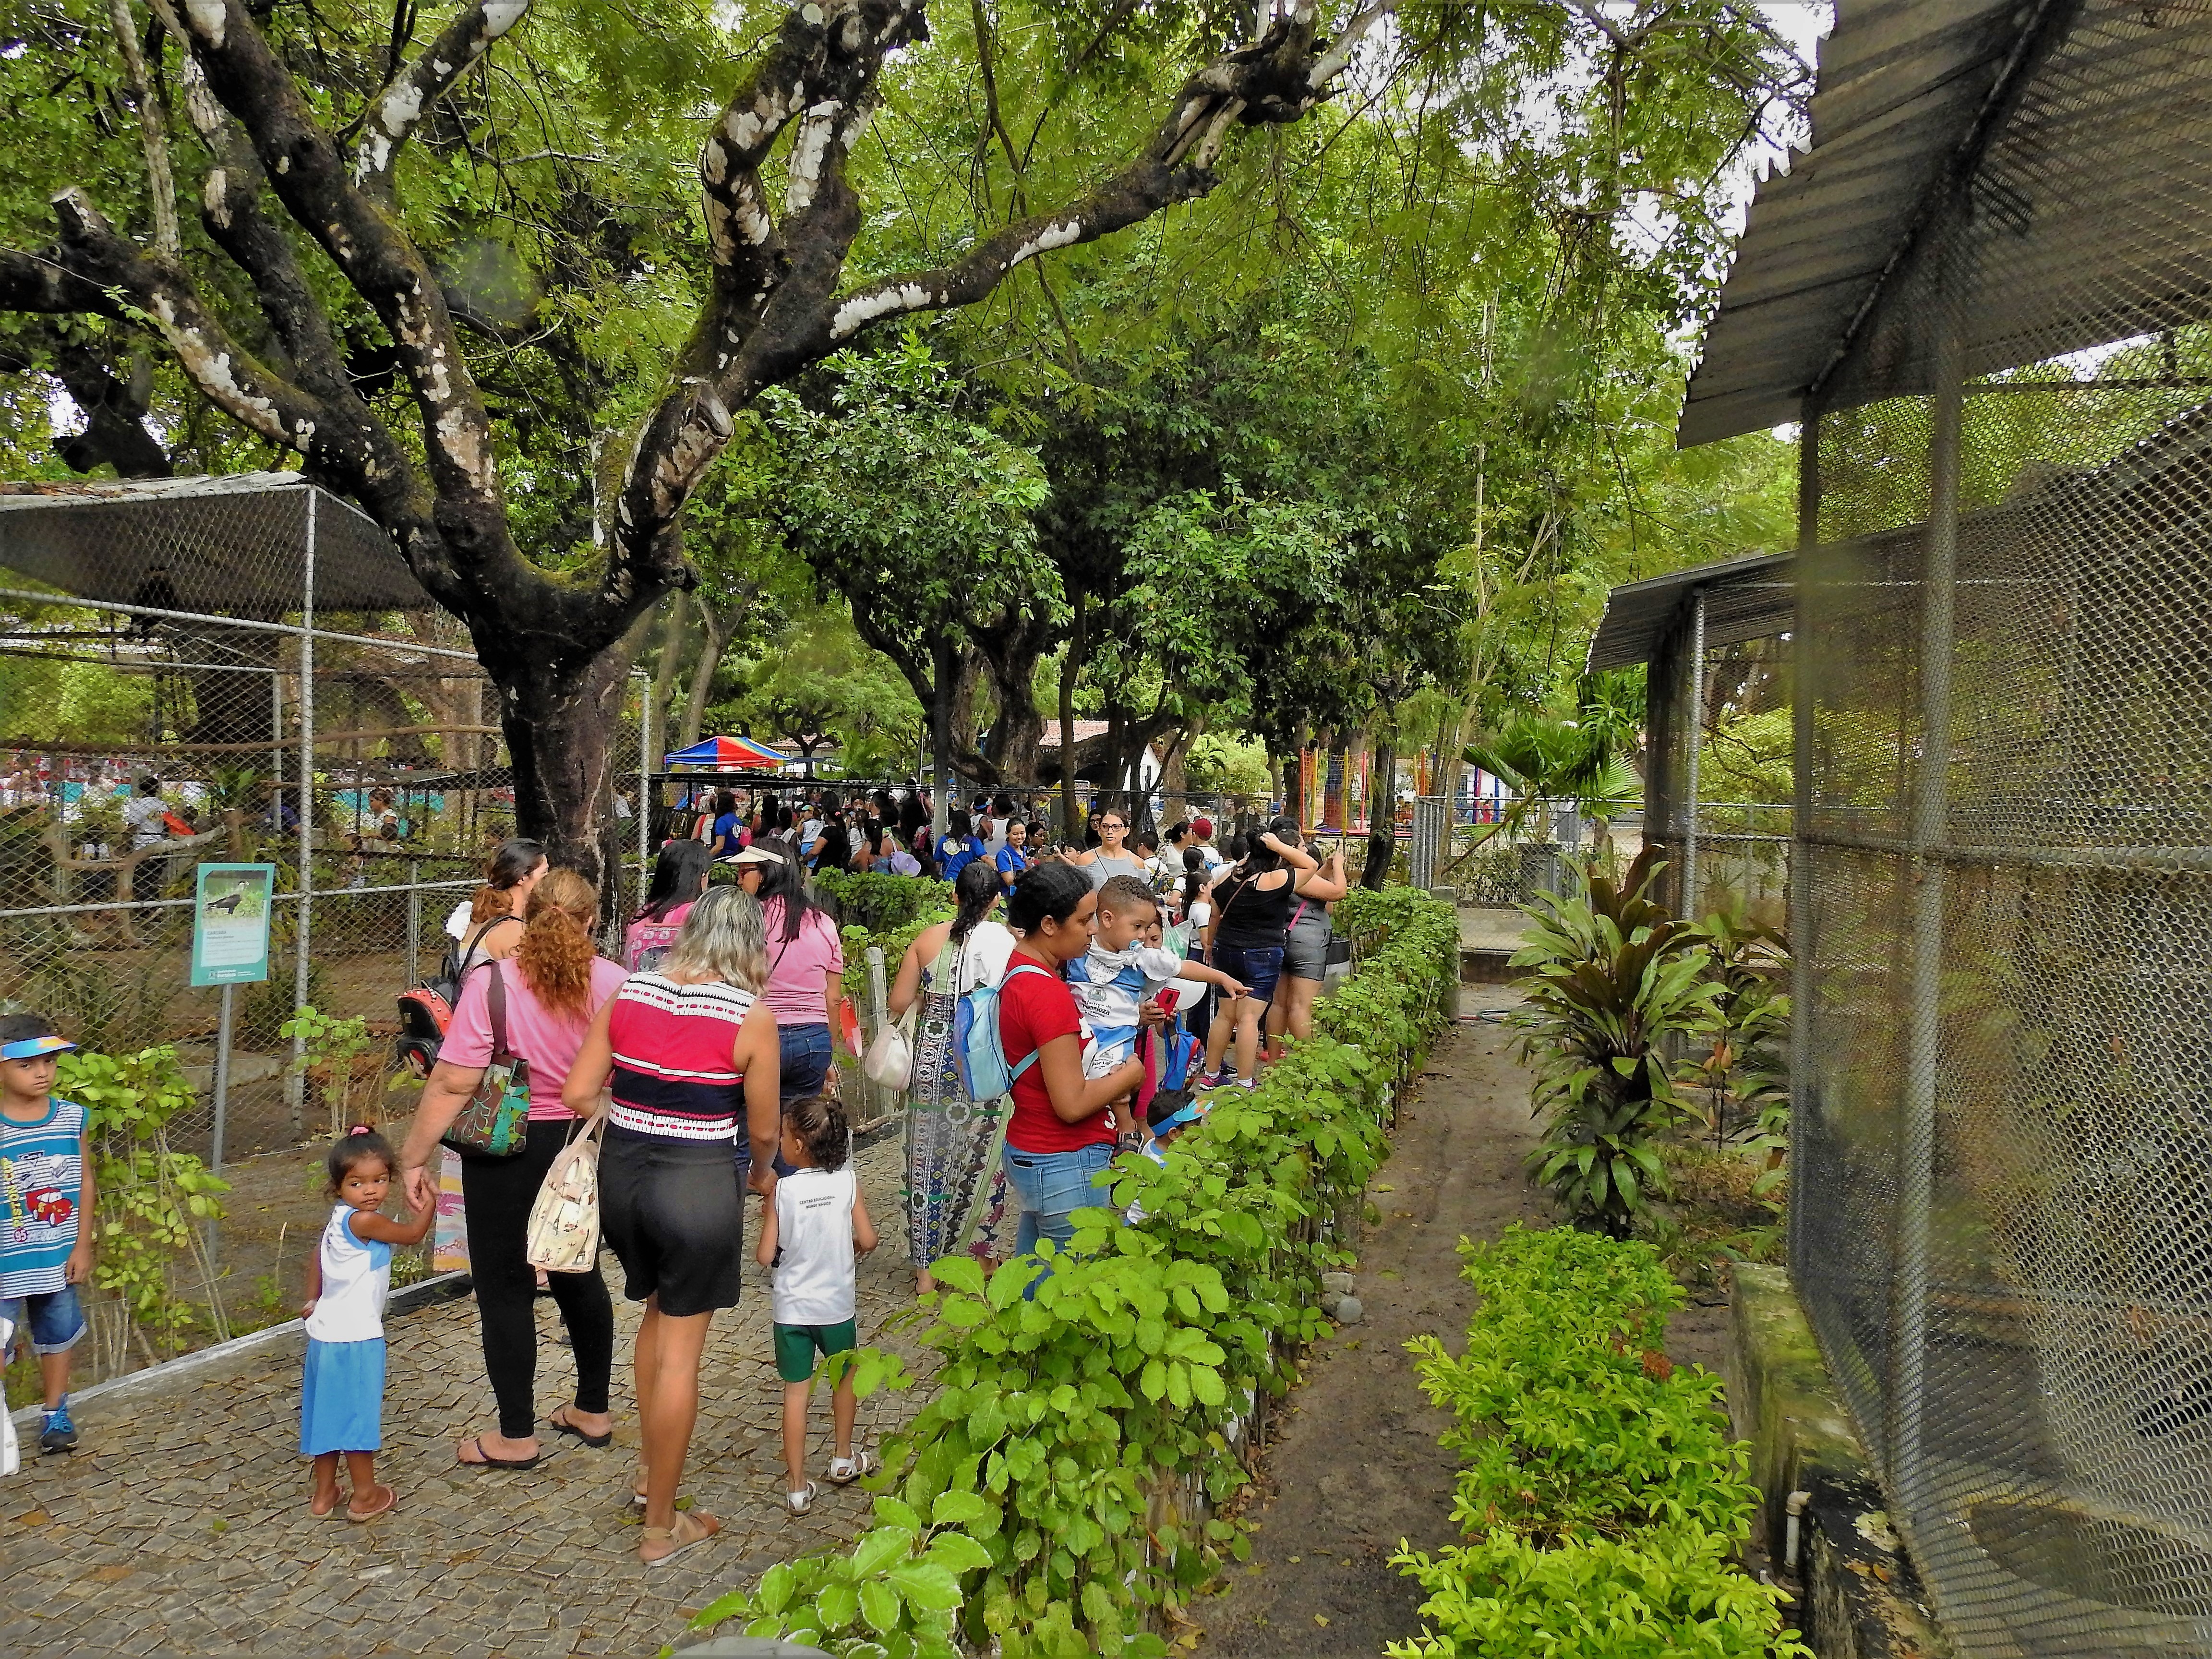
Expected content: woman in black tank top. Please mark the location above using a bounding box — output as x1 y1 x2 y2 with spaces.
1199 820 1316 1087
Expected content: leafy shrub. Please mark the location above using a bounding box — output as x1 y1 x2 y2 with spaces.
240 957 329 1050
814 867 953 934
1509 850 1722 1236
1391 1526 1806 1658
1390 1226 1806 1658
57 1046 231 1361
690 890 1459 1657
29 954 175 1055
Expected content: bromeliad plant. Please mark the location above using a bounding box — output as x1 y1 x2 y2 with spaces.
688 890 1456 1657
1509 850 1724 1237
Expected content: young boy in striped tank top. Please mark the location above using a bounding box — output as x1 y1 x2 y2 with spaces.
0 1013 93 1455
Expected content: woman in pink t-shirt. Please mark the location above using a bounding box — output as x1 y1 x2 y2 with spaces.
399 870 625 1471
751 851 845 1119
625 839 712 972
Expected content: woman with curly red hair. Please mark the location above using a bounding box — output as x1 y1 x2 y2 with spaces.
399 868 624 1471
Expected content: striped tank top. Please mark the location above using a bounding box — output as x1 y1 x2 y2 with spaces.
606 972 757 1141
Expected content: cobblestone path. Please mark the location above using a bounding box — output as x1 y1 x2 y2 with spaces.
6 1131 934 1659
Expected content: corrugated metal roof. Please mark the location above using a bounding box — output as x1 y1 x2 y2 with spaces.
1585 552 1795 672
1677 0 2034 446
0 470 429 616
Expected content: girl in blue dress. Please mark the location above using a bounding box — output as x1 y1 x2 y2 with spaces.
301 1126 434 1521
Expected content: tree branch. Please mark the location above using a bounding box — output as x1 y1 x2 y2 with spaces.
49 337 172 477
825 1 1390 342
108 0 180 258
351 0 534 194
170 1 506 519
50 187 332 455
0 249 123 316
612 0 926 608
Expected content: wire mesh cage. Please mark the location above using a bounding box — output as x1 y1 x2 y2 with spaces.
0 476 649 1166
1791 0 2212 1648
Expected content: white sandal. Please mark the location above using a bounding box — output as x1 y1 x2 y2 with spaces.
826 1450 877 1485
787 1480 819 1515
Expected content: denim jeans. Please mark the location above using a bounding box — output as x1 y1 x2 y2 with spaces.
1004 1141 1116 1257
777 1021 835 1105
756 1021 837 1176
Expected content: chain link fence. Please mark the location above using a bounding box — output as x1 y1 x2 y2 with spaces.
1793 2 2212 1648
0 477 648 1166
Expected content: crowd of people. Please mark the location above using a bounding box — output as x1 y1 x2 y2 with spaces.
0 789 1355 1568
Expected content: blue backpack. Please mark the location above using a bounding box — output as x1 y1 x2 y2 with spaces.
1158 1017 1201 1094
953 961 1054 1102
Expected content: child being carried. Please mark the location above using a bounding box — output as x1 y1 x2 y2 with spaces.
1066 876 1247 1081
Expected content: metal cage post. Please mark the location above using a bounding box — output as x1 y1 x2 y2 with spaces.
1890 297 1966 1516
289 489 316 1137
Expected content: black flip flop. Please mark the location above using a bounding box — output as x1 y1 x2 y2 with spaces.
547 1409 612 1449
458 1436 543 1470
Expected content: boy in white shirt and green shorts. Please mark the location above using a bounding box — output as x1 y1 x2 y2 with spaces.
757 1092 878 1514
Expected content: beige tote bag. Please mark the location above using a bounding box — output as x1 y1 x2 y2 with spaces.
525 1116 603 1274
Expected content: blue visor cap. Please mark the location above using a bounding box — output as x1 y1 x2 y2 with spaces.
1152 1102 1204 1135
0 1034 77 1060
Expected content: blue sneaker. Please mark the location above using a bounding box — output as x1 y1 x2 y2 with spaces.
40 1404 78 1454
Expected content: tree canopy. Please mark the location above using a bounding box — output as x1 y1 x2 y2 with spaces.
0 0 1812 848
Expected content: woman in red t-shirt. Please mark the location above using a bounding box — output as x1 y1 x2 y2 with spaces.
998 863 1147 1258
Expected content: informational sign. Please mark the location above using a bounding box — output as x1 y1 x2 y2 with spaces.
190 863 275 986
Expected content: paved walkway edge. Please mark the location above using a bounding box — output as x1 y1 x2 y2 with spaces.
7 1271 473 1429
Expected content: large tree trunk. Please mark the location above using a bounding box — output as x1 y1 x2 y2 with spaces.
930 635 959 839
652 588 689 741
1362 731 1398 891
978 605 1053 787
1158 706 1201 828
492 645 630 881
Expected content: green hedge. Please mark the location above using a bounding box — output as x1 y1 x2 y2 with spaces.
814 867 955 936
1389 1226 1809 1657
686 887 1460 1658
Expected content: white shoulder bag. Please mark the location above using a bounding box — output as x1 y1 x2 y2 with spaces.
863 1006 917 1089
525 1115 603 1274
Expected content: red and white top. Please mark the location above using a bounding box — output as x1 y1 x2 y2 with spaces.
606 972 757 1142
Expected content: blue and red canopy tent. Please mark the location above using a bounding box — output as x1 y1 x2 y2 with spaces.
663 734 792 769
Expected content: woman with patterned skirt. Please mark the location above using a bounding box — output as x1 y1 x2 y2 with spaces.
889 860 1019 1290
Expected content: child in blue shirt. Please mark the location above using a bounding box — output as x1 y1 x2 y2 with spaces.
1067 877 1246 1082
0 1012 94 1455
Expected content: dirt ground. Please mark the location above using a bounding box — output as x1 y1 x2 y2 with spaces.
1194 989 1741 1656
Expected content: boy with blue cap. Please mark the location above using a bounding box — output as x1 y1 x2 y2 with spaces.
0 1011 94 1453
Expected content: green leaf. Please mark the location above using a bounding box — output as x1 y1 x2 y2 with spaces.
852 1525 919 1580
924 1531 996 1574
815 1580 861 1632
859 1578 905 1635
930 1489 990 1528
887 1560 964 1613
876 1496 926 1533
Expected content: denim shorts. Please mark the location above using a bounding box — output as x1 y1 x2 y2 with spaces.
0 1285 87 1356
1211 942 1285 1007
